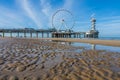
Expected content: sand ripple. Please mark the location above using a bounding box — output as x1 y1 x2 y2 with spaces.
0 38 120 80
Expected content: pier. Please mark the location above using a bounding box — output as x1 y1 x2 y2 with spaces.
0 28 86 38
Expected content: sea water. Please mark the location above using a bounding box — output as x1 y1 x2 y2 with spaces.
99 37 120 40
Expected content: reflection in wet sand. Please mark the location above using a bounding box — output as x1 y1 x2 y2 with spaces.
91 44 96 50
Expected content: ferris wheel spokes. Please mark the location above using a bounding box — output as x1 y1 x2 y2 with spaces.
52 9 75 32
58 19 69 32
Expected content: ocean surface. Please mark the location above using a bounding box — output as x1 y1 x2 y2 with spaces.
99 37 120 40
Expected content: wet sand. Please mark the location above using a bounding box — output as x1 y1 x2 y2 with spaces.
45 38 120 47
0 38 120 80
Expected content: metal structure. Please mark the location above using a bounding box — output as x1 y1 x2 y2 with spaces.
52 9 75 32
85 17 99 38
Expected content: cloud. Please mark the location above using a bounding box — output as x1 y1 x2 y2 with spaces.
18 0 43 28
63 0 74 9
99 16 120 21
16 0 56 29
96 16 120 36
0 6 25 28
40 0 52 16
98 16 120 28
40 0 55 28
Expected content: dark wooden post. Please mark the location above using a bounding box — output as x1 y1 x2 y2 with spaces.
36 32 38 38
69 34 71 38
42 32 43 38
3 32 4 38
17 32 19 37
47 32 49 38
10 32 12 38
77 34 79 38
84 33 85 38
61 34 62 38
74 34 76 38
52 33 53 38
24 32 26 38
79 34 81 38
30 32 32 38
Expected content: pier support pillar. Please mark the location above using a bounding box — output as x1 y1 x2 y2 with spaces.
58 34 59 38
30 32 32 38
64 34 65 38
74 34 76 38
62 34 63 38
36 32 38 38
47 33 49 38
69 34 71 38
62 34 64 38
65 34 66 38
17 32 19 37
67 34 68 38
54 34 56 38
77 34 79 38
52 33 54 38
10 32 12 38
67 34 69 38
3 32 4 38
24 32 26 38
84 34 85 38
42 32 43 38
57 34 58 38
59 34 61 38
79 34 81 38
52 33 53 38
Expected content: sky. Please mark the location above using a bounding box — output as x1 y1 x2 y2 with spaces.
0 0 120 37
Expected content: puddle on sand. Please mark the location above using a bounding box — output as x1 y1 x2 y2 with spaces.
53 41 85 53
71 42 120 53
55 41 120 53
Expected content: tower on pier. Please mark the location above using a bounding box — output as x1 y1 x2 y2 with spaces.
85 17 99 38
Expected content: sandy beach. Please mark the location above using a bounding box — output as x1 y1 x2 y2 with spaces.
0 38 120 80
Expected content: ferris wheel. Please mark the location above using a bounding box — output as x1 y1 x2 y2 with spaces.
52 9 75 32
